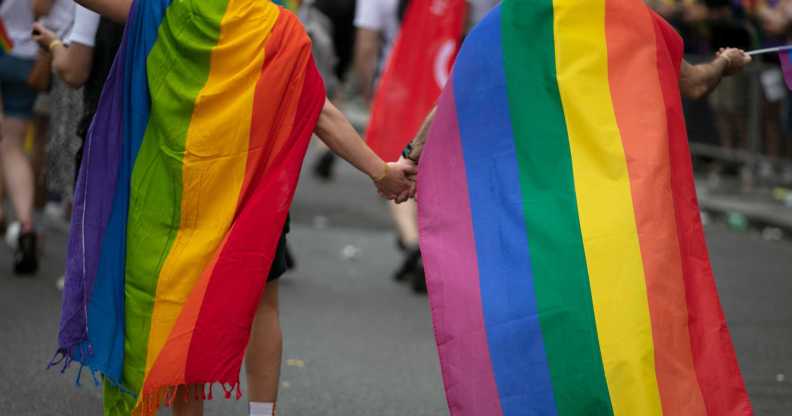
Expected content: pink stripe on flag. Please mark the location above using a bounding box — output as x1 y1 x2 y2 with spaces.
417 84 503 416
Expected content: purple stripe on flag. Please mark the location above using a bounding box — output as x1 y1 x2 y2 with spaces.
58 37 127 352
418 84 503 416
780 50 792 91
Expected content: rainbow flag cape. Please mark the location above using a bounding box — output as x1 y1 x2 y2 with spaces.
417 1 753 415
0 18 13 55
53 0 324 414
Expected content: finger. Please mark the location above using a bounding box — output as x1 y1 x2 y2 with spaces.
396 189 411 203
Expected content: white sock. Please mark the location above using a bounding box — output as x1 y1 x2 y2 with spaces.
250 402 276 416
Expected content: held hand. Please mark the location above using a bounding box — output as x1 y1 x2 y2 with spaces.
374 161 416 200
31 22 57 50
393 157 417 204
717 48 751 76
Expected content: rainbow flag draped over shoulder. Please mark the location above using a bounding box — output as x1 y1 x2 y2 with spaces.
0 18 13 55
54 0 324 414
417 1 753 415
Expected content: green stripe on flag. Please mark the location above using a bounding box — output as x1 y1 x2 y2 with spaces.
500 1 614 413
122 0 229 399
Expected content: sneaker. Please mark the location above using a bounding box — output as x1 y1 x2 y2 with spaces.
5 221 20 250
14 232 38 275
313 151 336 182
410 255 427 294
393 248 421 282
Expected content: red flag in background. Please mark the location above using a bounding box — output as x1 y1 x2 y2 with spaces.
366 0 468 161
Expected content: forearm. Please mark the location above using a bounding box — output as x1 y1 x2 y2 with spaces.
75 0 131 23
679 58 728 99
314 99 385 179
52 44 93 88
407 107 436 162
353 29 380 101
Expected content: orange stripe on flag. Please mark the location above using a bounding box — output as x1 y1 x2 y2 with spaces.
605 2 707 414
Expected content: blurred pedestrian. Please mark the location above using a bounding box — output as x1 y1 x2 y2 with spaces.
753 0 792 179
0 0 71 274
311 0 399 182
32 2 88 214
706 0 756 180
32 3 119 291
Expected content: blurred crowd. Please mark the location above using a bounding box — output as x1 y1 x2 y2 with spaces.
649 0 792 185
0 0 787 281
0 0 122 277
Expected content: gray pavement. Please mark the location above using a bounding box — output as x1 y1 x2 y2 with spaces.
697 178 792 236
1 144 791 415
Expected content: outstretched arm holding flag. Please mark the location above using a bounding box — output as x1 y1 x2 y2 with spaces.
398 46 752 175
680 47 752 99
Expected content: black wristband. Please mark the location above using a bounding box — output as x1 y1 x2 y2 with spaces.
402 143 414 160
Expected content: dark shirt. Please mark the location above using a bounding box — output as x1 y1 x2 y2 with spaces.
77 18 124 139
313 0 357 80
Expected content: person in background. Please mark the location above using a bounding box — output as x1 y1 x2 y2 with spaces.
32 3 109 291
351 0 428 291
705 0 756 183
0 0 71 275
649 0 712 54
353 0 401 104
33 4 121 179
33 0 84 225
351 0 498 293
753 0 792 182
306 0 359 182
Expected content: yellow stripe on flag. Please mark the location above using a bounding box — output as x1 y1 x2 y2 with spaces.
552 0 664 414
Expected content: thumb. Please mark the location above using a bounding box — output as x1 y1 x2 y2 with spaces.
403 164 418 176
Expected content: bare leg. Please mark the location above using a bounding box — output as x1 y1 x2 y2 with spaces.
763 100 782 161
389 200 418 247
172 385 204 416
0 116 34 231
245 281 282 403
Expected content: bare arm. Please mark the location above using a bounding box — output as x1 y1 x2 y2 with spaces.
389 107 436 203
74 0 131 23
406 107 436 163
32 22 94 88
353 28 381 103
52 43 95 88
314 98 415 197
679 48 751 100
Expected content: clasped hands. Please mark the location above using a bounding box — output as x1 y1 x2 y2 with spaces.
374 157 418 204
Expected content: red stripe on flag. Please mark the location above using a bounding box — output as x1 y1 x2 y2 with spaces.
652 14 753 416
182 15 325 384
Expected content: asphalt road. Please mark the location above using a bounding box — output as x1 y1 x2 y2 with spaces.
1 145 790 415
